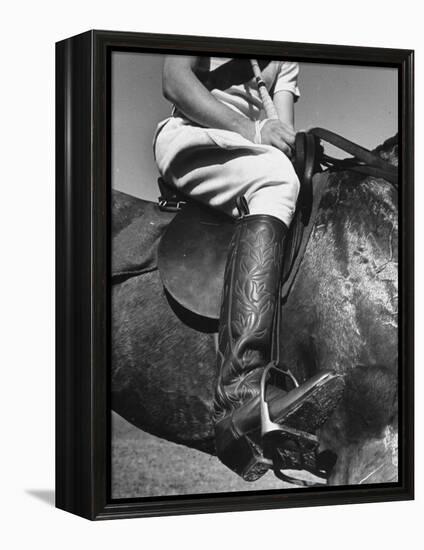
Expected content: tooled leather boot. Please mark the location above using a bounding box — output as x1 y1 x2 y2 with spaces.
213 213 344 481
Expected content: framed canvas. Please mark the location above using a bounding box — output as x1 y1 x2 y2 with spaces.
56 30 414 520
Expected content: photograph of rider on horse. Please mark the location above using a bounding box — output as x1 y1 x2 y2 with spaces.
111 53 399 498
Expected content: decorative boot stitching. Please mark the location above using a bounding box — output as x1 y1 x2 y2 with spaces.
213 218 286 423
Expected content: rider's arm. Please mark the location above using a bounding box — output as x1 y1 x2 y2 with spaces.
162 56 295 154
273 90 295 129
162 56 255 142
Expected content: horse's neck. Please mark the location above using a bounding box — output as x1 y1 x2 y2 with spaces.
281 170 398 381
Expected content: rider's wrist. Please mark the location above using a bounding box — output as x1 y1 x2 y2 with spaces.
253 121 262 144
241 119 256 142
253 119 270 145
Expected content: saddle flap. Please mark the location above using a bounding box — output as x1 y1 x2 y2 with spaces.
157 131 326 321
158 202 234 320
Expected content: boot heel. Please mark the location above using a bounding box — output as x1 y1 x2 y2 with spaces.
215 416 269 481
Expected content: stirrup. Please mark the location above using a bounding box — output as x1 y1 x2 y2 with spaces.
260 362 318 446
259 363 328 487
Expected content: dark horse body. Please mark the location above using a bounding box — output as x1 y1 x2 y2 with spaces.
111 136 398 486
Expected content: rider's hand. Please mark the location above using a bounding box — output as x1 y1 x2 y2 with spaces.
260 120 296 158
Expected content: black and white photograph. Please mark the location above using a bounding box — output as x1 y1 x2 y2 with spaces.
2 0 421 544
110 50 401 499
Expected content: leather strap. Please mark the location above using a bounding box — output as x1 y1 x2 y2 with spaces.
310 127 398 186
280 171 331 302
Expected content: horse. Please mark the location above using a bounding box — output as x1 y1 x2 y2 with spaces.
111 135 399 486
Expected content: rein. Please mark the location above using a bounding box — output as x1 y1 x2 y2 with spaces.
309 127 398 186
249 58 398 187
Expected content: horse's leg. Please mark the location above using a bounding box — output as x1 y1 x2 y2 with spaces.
319 365 398 485
327 429 398 485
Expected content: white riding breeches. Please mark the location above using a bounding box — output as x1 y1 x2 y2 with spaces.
153 117 300 227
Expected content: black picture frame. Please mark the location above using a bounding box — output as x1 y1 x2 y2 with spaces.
56 29 414 520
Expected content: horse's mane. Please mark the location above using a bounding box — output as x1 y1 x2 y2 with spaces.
372 134 398 167
363 134 399 222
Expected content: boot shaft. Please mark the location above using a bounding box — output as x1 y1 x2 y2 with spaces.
215 214 288 417
213 214 345 481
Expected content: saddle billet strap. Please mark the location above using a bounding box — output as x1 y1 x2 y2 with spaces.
280 171 331 302
309 127 398 186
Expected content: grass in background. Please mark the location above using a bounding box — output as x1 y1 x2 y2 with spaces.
111 412 292 499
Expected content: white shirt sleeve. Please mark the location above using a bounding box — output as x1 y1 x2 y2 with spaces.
273 61 300 101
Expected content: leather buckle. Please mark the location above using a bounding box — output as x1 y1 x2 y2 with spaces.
158 197 187 212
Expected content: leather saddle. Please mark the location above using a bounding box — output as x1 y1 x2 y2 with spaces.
157 131 321 320
157 127 397 321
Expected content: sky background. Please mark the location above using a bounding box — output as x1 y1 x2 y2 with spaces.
112 51 398 202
